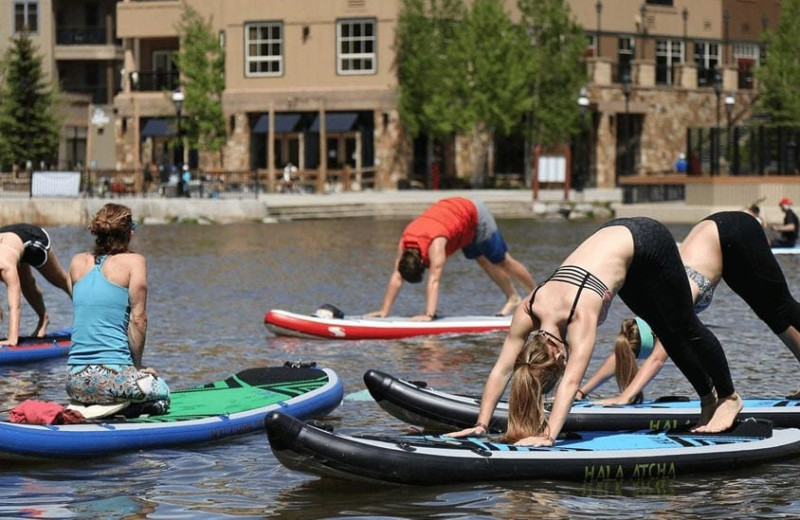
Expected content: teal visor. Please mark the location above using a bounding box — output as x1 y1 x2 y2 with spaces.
634 317 655 360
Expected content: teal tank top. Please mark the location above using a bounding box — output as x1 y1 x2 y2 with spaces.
69 255 133 366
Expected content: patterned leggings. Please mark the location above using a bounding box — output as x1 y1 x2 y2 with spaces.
66 365 171 410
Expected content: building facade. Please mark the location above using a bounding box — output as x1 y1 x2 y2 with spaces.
0 0 121 171
0 0 783 191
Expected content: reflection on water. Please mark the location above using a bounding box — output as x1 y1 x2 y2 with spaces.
1 218 800 518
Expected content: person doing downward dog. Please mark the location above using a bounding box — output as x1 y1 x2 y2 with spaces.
575 317 655 404
0 223 72 345
66 203 169 415
448 217 741 446
366 197 536 320
583 210 800 405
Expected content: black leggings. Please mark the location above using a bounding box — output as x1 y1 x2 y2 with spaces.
599 217 734 398
705 211 800 335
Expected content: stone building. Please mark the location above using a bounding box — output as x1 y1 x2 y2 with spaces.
1 0 781 191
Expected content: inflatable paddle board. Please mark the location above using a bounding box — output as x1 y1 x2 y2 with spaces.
265 412 800 485
0 328 72 365
0 363 343 461
264 308 511 340
364 369 800 432
772 246 800 255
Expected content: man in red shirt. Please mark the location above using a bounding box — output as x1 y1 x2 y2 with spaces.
367 197 536 320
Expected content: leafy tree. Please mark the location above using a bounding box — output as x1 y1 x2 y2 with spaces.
454 0 533 138
755 0 800 126
395 0 467 140
0 32 60 170
517 0 588 147
173 2 226 162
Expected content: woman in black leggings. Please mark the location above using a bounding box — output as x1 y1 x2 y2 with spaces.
448 217 740 447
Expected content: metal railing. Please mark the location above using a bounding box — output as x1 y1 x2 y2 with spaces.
0 167 379 199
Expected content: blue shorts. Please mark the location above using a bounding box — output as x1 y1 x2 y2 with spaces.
461 200 508 264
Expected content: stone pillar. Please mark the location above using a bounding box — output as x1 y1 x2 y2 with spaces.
633 59 656 88
587 58 613 86
722 64 739 93
675 62 698 89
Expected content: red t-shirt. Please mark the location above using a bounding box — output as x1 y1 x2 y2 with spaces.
400 198 477 266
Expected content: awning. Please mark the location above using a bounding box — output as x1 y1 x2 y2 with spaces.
309 112 358 133
141 118 177 137
252 113 302 134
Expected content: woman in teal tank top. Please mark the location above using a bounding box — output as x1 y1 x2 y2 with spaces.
66 203 169 416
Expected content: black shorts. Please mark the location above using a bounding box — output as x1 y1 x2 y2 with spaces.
0 224 51 268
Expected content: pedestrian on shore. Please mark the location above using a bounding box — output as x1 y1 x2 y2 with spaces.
673 152 688 173
580 210 800 404
0 224 72 345
366 197 537 320
447 217 741 446
66 203 170 416
770 198 799 248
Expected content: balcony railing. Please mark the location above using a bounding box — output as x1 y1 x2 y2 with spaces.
56 27 109 45
131 71 179 92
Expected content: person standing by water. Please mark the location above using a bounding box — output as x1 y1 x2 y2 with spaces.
447 217 741 446
0 224 72 346
771 198 799 248
66 203 169 415
366 197 537 320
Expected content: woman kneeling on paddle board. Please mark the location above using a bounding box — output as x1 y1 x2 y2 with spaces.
579 210 800 405
448 217 742 447
66 203 170 416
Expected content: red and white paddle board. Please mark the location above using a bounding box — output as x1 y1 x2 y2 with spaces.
264 309 511 340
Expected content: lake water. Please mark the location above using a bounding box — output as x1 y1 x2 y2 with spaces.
3 217 800 519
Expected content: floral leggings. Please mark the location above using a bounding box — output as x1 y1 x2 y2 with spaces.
66 365 170 410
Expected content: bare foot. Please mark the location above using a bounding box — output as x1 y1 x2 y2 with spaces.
696 392 718 427
693 393 743 433
497 294 522 316
787 388 800 400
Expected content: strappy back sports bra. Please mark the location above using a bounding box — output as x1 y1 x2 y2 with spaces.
527 265 613 343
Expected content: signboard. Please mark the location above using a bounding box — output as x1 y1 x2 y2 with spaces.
31 171 81 198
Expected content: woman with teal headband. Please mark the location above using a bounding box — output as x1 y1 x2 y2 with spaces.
576 317 658 404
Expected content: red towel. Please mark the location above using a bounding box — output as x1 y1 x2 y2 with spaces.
9 400 86 425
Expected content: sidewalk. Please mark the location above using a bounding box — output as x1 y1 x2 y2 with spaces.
0 187 728 226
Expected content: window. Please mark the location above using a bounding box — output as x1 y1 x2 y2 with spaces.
14 1 38 33
694 41 720 86
655 39 684 85
617 36 635 82
337 19 376 75
245 22 283 77
734 43 760 90
586 34 597 57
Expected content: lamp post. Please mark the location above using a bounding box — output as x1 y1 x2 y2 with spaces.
713 71 722 176
171 87 184 196
621 72 632 177
723 10 730 65
577 88 590 191
725 93 735 175
639 3 648 59
682 8 689 51
595 1 603 57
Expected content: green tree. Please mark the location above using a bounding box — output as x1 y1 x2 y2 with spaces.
0 32 60 169
754 0 800 126
173 2 226 163
518 0 588 147
395 0 467 140
455 0 533 138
